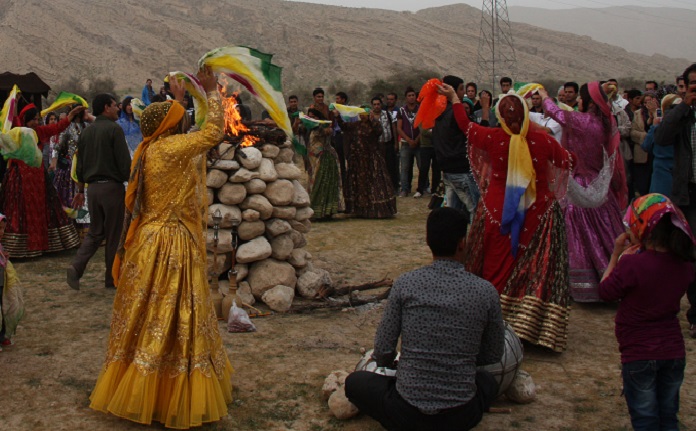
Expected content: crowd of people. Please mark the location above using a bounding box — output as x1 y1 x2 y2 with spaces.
0 62 695 430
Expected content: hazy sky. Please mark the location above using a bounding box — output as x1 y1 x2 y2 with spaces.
286 0 696 11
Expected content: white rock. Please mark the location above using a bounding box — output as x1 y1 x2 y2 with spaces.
261 284 295 312
240 194 273 220
229 167 260 183
242 209 261 222
206 251 232 276
289 219 309 233
296 261 315 277
270 234 294 260
218 183 247 205
265 219 292 237
297 269 331 298
288 249 308 268
207 188 215 206
272 206 297 220
322 370 349 401
237 281 255 305
275 163 302 180
244 178 267 194
276 148 295 164
258 158 279 182
505 370 537 404
291 180 311 207
206 169 228 188
260 144 280 159
295 206 314 221
207 204 242 228
328 387 359 420
234 263 249 283
289 229 307 248
263 179 295 206
205 229 234 253
238 146 263 170
207 159 240 171
238 220 266 240
236 237 272 264
247 258 298 298
217 143 236 160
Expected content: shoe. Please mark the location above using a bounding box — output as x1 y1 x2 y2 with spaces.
1 338 13 347
690 324 696 339
67 266 80 290
413 192 422 198
398 191 408 197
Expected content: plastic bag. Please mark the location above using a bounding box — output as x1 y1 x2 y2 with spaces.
227 300 257 333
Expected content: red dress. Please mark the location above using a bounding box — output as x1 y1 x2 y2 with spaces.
0 118 80 257
453 104 574 352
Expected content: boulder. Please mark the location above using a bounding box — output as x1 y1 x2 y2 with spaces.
236 281 255 306
229 167 260 183
207 188 214 206
207 204 242 228
247 258 297 298
275 163 302 180
260 144 280 159
236 237 272 264
265 219 292 237
300 219 312 233
263 179 295 206
233 263 249 283
242 209 261 222
295 206 314 221
289 219 309 233
238 146 263 170
217 183 247 206
261 285 295 312
296 269 331 298
288 249 308 268
207 159 240 171
240 194 273 220
289 229 307 248
271 206 297 220
217 142 236 160
322 370 349 401
244 178 267 194
505 370 537 404
328 387 359 420
257 158 278 182
205 229 234 253
296 261 315 277
206 169 228 188
270 233 294 260
238 220 265 240
206 251 232 276
275 147 295 164
291 180 311 207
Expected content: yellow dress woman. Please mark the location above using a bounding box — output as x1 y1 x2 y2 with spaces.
89 68 233 429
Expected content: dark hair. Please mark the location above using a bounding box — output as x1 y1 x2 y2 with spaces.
387 92 397 99
443 75 464 91
335 91 348 103
146 78 152 84
564 82 579 93
647 216 695 262
499 77 512 86
607 78 618 84
288 95 298 101
151 94 165 103
466 82 478 92
627 89 643 100
479 90 493 99
404 87 416 96
579 84 593 113
371 96 382 105
676 76 684 85
45 112 57 122
92 93 117 116
645 80 659 89
426 208 469 256
121 96 134 120
312 88 324 97
307 108 326 121
682 64 696 83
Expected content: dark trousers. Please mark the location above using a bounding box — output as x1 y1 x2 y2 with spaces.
417 147 441 194
680 187 696 325
332 132 349 202
71 182 125 287
345 370 498 431
384 140 400 193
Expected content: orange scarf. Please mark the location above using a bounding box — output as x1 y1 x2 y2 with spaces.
112 101 185 286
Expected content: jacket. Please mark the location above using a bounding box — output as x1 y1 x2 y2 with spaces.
655 102 696 206
432 103 470 174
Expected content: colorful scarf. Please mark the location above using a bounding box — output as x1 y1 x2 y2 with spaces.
0 85 20 134
112 101 185 286
0 127 42 167
514 82 544 99
624 193 695 244
299 112 332 130
329 103 369 122
40 92 88 117
414 78 447 129
495 94 536 256
167 71 207 128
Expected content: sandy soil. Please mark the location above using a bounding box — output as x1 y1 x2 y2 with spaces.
1 196 694 431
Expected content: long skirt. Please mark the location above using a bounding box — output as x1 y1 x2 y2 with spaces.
345 139 396 218
308 149 344 219
466 202 570 352
89 222 233 429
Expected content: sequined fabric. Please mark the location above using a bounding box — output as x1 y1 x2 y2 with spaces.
89 95 233 429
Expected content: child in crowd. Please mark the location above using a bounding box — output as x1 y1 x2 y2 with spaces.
0 213 25 352
599 193 695 430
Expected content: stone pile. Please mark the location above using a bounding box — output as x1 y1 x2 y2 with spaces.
205 134 331 312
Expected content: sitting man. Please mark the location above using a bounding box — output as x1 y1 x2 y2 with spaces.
345 207 505 431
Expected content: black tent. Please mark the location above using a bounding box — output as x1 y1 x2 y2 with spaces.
0 72 51 113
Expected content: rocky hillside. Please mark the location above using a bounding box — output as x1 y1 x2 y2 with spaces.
0 0 689 96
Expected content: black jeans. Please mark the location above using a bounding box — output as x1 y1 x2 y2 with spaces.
417 147 441 194
345 370 498 431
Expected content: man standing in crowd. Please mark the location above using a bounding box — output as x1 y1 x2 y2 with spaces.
499 77 512 94
67 94 131 290
529 92 544 113
333 91 349 200
345 207 504 431
396 87 420 197
371 97 399 192
655 63 696 338
645 80 659 92
529 93 562 143
607 79 629 111
677 76 686 99
564 82 579 110
309 88 330 122
141 79 155 106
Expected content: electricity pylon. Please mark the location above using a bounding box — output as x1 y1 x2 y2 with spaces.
475 0 517 93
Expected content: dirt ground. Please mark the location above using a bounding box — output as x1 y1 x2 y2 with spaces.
1 195 695 431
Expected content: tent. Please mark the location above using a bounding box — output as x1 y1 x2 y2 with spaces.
0 72 51 113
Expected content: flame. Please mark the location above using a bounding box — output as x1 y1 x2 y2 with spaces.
219 76 259 147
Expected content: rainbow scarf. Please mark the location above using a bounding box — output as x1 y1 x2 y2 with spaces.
167 71 207 127
0 127 42 167
299 112 332 130
129 98 147 121
329 103 368 122
496 94 536 256
514 82 544 99
0 85 20 134
40 92 88 117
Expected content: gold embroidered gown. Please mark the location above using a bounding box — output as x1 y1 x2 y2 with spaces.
89 96 233 429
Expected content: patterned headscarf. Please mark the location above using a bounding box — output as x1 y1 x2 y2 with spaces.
624 193 695 243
